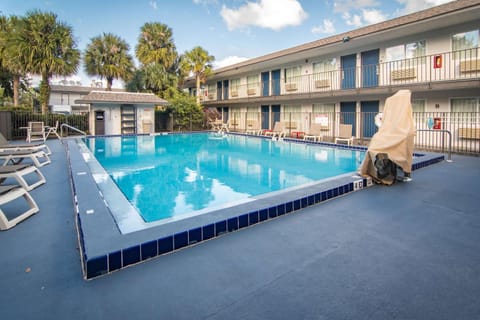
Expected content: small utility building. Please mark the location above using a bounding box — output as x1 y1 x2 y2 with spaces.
76 91 168 135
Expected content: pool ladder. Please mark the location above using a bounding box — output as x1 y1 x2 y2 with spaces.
60 123 87 138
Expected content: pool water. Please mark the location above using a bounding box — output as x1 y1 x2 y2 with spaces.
85 133 364 222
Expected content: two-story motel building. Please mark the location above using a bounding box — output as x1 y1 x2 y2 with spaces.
185 0 480 150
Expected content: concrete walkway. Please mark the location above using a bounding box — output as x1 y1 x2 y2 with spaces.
1 140 479 320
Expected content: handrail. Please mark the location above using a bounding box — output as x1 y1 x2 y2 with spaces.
417 129 452 162
60 123 87 138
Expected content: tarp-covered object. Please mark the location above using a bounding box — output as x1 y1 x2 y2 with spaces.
359 90 416 185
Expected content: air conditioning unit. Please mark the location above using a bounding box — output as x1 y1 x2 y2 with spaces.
231 91 238 97
285 83 298 91
391 68 416 80
459 59 480 73
247 88 256 95
315 79 330 88
208 93 215 99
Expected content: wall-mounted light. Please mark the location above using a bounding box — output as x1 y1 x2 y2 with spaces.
342 36 350 43
435 103 440 109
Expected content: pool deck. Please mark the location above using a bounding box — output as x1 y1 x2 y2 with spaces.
1 139 479 319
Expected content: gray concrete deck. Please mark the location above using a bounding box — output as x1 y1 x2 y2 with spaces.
0 139 479 320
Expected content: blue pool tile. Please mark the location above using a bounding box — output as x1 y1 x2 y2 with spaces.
174 231 188 250
286 202 293 213
215 220 227 236
321 191 327 201
87 255 108 279
141 241 158 261
249 211 259 225
189 228 202 244
259 209 268 221
202 224 215 240
327 189 333 199
277 204 285 216
301 197 307 208
314 193 321 203
294 199 301 210
333 188 339 197
238 214 249 228
227 217 238 232
308 195 314 206
108 251 122 273
268 207 277 219
158 236 173 255
122 245 141 267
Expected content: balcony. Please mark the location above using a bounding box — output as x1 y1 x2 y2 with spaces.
198 49 479 103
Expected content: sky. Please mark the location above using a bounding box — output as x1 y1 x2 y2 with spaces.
2 0 454 88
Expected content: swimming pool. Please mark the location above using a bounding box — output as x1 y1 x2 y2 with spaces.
85 133 364 223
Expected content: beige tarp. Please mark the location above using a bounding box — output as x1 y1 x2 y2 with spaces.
359 90 416 184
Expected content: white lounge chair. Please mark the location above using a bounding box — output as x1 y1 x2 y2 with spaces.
0 149 51 167
303 123 325 142
335 124 354 145
264 122 285 138
26 121 46 143
0 164 46 191
0 132 51 155
0 184 39 230
245 120 261 135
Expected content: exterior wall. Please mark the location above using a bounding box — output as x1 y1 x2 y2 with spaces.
89 104 155 135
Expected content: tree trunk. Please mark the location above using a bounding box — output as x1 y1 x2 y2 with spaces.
40 73 51 114
195 74 201 105
107 77 113 91
13 74 19 107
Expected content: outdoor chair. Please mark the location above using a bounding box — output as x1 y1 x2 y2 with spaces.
0 149 51 168
27 122 46 143
303 123 325 142
0 164 46 191
0 184 39 231
264 122 286 138
46 121 61 139
0 132 51 155
335 124 354 145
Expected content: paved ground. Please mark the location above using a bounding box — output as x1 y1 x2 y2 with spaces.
1 140 479 320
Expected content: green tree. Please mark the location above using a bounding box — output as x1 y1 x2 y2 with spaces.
0 15 25 107
18 10 80 114
136 22 177 68
180 46 214 105
131 22 179 97
84 33 134 91
168 91 204 131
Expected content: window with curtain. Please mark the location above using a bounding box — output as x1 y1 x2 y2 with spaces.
385 40 426 68
207 84 216 95
281 104 301 126
246 75 258 95
312 59 336 80
451 98 479 125
284 66 301 83
412 100 425 125
230 78 240 96
312 103 334 126
452 30 479 61
246 107 259 121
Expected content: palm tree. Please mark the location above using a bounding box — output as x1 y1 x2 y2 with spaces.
18 10 80 114
84 33 134 91
180 46 215 105
0 15 25 107
136 22 177 68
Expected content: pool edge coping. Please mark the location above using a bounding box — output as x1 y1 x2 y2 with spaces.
66 133 445 280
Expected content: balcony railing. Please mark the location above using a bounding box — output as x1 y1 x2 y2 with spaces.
200 48 480 101
210 111 480 155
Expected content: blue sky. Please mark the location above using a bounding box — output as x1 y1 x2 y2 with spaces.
2 0 453 87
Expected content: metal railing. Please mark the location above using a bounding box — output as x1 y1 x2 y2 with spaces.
199 48 479 101
60 123 87 138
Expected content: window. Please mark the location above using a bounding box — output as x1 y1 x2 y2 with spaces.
247 75 258 95
313 103 335 113
246 107 259 121
386 40 426 68
452 30 479 61
230 78 240 96
282 104 301 127
412 100 425 113
284 66 301 83
313 59 336 74
451 98 479 125
207 84 216 94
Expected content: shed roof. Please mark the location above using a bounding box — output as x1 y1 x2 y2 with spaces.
75 91 168 105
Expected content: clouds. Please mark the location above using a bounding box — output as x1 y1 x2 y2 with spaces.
312 19 335 35
149 1 157 10
397 0 454 14
220 0 308 31
214 56 249 68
